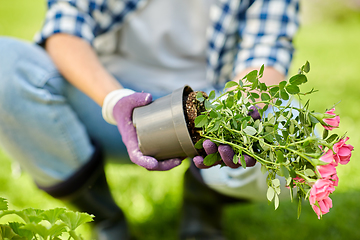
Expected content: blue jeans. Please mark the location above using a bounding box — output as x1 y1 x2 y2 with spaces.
0 37 133 187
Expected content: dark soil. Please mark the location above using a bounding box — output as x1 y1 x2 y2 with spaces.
183 89 207 145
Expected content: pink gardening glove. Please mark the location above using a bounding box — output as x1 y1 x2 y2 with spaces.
103 90 182 171
193 106 260 169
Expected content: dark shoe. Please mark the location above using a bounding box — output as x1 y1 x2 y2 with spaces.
38 142 129 240
179 163 245 240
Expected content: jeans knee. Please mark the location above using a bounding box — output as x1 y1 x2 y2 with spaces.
0 37 64 118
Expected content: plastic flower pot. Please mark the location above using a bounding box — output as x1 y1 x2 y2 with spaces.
132 85 199 160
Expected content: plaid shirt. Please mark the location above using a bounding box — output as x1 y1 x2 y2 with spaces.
35 0 299 88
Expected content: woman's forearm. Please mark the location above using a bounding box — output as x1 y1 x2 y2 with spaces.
45 33 122 106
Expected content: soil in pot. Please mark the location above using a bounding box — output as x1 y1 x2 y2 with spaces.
183 90 208 156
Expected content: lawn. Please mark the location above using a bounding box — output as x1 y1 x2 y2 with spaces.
1 0 360 239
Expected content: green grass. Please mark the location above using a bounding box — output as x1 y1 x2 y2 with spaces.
1 1 360 239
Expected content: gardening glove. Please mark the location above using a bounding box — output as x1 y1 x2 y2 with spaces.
102 89 182 171
193 106 260 169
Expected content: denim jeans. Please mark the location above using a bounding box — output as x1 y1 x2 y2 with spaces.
0 37 131 187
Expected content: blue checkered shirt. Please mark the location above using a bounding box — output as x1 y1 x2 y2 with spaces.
35 0 299 88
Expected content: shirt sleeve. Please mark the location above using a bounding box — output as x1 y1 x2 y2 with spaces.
34 0 140 46
234 0 300 76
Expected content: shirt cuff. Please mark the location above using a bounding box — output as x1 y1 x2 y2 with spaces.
102 89 136 125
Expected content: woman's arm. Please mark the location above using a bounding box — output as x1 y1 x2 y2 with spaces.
45 33 122 106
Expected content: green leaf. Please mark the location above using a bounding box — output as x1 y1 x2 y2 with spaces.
285 84 300 94
225 81 238 89
261 164 267 174
208 90 216 100
251 80 259 90
267 187 275 201
261 93 271 101
241 119 248 130
272 179 281 188
194 138 205 149
297 196 302 219
269 87 280 97
259 139 269 151
240 155 247 169
274 194 280 210
246 70 258 83
203 153 221 166
267 113 276 125
232 154 239 164
308 113 319 124
322 129 329 139
257 122 263 134
277 115 287 123
0 198 8 211
289 74 307 85
303 61 310 73
239 80 244 87
304 168 315 177
204 99 214 110
307 157 330 167
196 91 205 102
41 208 66 225
259 64 265 77
279 165 290 179
259 82 267 91
59 211 94 231
242 135 249 145
8 222 33 239
279 81 287 89
209 110 218 118
243 126 257 136
289 122 295 134
22 223 49 239
326 134 339 143
226 95 234 108
48 223 67 238
14 209 44 224
276 151 285 163
280 89 289 100
231 118 238 130
250 92 259 99
208 121 220 133
0 225 25 240
194 115 208 128
236 90 242 100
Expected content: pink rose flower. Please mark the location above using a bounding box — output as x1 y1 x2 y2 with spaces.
319 149 335 164
311 196 333 219
317 162 339 186
333 137 354 165
329 173 339 187
293 176 306 183
317 162 337 179
309 179 335 218
322 108 340 130
309 179 335 205
286 176 306 189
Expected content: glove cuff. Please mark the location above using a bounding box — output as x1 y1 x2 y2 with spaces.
102 88 136 125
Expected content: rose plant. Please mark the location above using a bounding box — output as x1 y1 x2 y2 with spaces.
194 62 354 219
